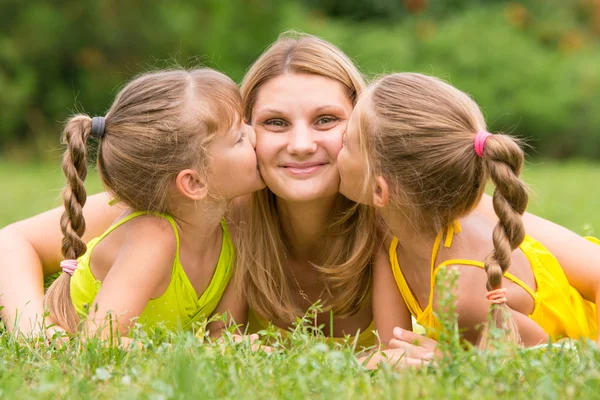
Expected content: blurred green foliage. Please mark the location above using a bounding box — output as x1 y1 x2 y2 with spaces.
0 0 285 157
1 0 599 159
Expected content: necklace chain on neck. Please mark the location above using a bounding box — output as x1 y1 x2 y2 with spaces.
286 254 327 305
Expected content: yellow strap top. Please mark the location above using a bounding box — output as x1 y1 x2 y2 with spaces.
70 211 234 332
389 221 597 340
246 309 376 351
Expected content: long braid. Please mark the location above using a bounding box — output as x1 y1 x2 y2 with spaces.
479 134 528 349
44 115 92 334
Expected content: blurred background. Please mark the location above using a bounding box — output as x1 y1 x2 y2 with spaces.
1 0 599 233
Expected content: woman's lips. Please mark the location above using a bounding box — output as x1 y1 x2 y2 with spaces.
281 162 327 176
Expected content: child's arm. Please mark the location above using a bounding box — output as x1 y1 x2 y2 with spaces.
444 265 549 347
478 194 600 344
207 277 249 338
0 192 121 334
515 216 600 345
82 215 175 340
372 246 413 346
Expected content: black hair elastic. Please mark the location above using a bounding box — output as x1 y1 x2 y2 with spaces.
90 116 106 139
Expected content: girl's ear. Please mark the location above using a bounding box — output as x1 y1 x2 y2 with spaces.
372 176 389 208
176 169 208 200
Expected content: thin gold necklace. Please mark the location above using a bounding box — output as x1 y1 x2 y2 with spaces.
288 265 327 304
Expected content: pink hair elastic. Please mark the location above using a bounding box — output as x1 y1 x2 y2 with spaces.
60 259 78 276
474 130 492 157
486 288 508 304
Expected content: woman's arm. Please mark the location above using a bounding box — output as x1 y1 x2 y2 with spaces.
0 192 121 334
372 246 413 346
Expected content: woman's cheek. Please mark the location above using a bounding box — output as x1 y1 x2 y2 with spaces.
328 127 346 157
255 131 276 165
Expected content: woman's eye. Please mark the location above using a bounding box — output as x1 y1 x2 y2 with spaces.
316 116 339 126
264 119 287 127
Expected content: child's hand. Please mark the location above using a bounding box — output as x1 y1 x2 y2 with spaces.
373 348 435 369
387 327 439 360
43 325 70 348
222 333 273 353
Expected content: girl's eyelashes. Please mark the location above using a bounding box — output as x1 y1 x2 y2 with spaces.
342 132 347 146
237 132 246 144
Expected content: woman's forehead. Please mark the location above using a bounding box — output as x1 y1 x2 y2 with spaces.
253 73 353 114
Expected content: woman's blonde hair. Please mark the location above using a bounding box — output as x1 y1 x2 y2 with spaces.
45 68 242 334
237 31 379 323
358 73 528 347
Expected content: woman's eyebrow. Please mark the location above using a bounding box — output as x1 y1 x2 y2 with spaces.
315 105 348 114
254 104 348 116
254 107 282 116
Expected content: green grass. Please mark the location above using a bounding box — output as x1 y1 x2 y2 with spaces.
1 273 600 399
0 160 103 228
522 160 599 236
1 159 600 398
1 327 599 399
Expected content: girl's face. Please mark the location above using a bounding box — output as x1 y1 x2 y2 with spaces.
207 121 265 200
337 94 370 205
251 73 353 203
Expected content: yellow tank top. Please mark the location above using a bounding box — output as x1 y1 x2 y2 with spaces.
70 211 234 332
246 309 376 350
390 221 598 341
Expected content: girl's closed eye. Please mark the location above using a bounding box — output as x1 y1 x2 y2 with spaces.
237 131 246 144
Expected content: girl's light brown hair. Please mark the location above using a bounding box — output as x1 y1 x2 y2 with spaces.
237 31 379 322
45 68 242 334
357 72 528 347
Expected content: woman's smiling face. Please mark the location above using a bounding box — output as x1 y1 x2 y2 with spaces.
251 73 353 202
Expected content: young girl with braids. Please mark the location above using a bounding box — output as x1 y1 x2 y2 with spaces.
44 68 264 340
338 72 600 347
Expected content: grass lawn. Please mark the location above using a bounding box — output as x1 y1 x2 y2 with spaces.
1 325 599 399
1 159 599 398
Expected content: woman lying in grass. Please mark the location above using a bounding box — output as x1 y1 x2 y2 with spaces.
0 33 435 368
338 72 600 348
5 32 594 365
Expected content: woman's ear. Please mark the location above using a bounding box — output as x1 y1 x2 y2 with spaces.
372 176 389 208
176 169 208 201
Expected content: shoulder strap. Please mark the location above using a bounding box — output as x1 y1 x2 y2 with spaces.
428 222 462 305
429 220 537 301
389 237 424 317
95 211 180 255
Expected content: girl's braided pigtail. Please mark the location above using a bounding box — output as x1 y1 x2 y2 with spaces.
44 115 94 334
